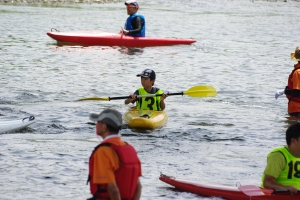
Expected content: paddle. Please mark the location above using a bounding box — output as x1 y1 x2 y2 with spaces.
75 85 216 101
238 185 300 196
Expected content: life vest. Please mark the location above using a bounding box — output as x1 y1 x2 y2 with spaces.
87 142 141 200
285 63 300 103
136 87 163 110
261 147 300 188
125 13 145 37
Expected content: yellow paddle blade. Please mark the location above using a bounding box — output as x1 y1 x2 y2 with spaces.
183 86 217 97
75 97 110 101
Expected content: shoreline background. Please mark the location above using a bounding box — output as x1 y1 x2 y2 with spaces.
1 0 300 4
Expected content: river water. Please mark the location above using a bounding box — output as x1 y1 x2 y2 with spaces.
1 0 300 199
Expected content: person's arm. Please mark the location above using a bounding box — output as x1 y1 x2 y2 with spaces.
293 70 300 90
160 93 168 110
284 71 300 98
132 178 142 200
93 148 121 199
125 94 136 104
263 175 298 195
107 182 121 200
125 91 138 104
129 16 143 34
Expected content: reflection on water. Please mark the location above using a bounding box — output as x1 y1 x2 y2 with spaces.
118 47 144 55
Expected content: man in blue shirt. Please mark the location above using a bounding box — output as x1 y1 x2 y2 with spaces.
120 1 146 37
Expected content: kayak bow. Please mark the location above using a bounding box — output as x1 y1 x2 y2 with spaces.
124 108 168 130
159 174 300 200
0 116 35 133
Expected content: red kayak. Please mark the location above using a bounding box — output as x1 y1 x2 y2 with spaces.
159 174 300 200
46 30 196 47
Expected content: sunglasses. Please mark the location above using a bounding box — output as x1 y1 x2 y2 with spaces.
126 4 136 8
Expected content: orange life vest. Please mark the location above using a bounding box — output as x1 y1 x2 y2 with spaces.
285 63 300 103
87 142 141 200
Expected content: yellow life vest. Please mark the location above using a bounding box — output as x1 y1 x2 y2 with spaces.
262 146 300 188
136 87 163 110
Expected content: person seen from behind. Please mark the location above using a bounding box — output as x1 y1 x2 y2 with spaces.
261 122 300 195
87 108 142 200
124 69 168 111
120 0 145 37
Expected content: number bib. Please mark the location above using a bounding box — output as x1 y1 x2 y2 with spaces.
266 147 300 188
136 87 163 111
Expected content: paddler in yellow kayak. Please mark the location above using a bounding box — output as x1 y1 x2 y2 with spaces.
124 69 168 110
261 122 300 195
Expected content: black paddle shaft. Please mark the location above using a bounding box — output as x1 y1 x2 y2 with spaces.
108 92 183 101
144 92 183 97
152 92 184 96
109 96 131 101
166 92 184 96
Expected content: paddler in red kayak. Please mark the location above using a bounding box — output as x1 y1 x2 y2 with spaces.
87 109 142 200
124 69 168 110
261 122 300 195
275 46 300 116
120 1 146 37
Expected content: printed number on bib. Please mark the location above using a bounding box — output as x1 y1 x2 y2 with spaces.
287 161 300 179
145 97 155 110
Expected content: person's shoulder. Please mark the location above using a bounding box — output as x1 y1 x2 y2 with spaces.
132 15 141 21
268 151 285 161
133 14 144 20
109 140 127 146
294 70 300 78
93 145 112 157
95 140 117 149
136 13 144 17
104 137 127 145
150 87 160 93
266 151 286 173
155 87 163 93
94 141 125 156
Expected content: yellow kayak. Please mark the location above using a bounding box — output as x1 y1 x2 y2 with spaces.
124 108 168 130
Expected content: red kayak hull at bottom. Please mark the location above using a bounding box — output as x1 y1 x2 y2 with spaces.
159 175 299 200
46 30 196 47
